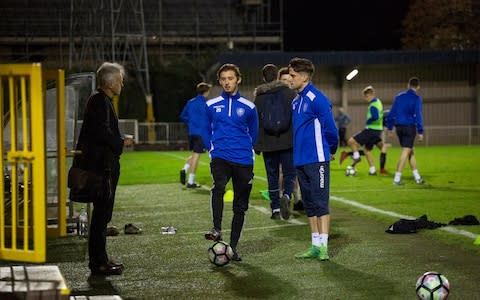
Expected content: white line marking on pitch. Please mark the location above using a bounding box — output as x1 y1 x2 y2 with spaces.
163 152 477 240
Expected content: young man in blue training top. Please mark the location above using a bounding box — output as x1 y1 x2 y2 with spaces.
386 76 425 185
288 57 338 261
179 82 212 188
204 63 258 261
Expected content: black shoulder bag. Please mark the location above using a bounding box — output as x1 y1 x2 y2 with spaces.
67 98 110 203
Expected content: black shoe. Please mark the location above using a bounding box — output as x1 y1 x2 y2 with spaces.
90 261 124 276
180 169 186 185
186 183 201 188
280 195 291 220
204 228 222 241
231 248 242 261
270 212 281 220
124 223 142 234
106 226 120 236
293 200 304 211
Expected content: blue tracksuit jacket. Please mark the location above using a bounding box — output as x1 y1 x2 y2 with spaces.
206 91 258 165
180 94 211 148
292 82 338 167
386 88 424 134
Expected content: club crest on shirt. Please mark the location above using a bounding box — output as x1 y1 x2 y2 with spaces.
236 107 245 117
214 105 224 112
303 102 309 112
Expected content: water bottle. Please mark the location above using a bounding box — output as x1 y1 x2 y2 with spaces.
78 207 89 237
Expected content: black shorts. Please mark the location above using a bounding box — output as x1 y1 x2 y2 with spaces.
395 125 417 148
189 135 206 153
353 129 382 150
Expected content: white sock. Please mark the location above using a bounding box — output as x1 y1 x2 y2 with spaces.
312 232 321 247
412 169 421 180
369 166 376 174
353 151 360 159
183 163 190 172
319 233 329 247
188 173 195 185
394 172 402 182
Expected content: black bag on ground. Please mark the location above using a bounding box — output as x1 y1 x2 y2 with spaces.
385 219 418 234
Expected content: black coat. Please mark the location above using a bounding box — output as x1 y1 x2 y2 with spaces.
254 80 296 153
77 89 124 174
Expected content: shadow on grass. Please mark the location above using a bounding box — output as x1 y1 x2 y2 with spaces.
47 236 87 263
322 261 396 297
69 275 120 297
216 262 297 299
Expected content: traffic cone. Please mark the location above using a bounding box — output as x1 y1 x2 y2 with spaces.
474 235 480 245
223 189 234 202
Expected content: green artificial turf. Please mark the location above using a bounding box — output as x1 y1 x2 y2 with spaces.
5 145 480 299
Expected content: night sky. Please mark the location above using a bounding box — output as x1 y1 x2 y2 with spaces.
283 0 411 51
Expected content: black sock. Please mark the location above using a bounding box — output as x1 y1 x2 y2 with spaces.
380 153 386 169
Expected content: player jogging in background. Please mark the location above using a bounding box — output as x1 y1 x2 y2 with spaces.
386 76 425 185
179 82 212 188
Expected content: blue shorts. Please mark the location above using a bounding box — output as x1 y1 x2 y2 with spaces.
296 162 330 217
189 135 206 153
353 129 382 150
395 125 417 148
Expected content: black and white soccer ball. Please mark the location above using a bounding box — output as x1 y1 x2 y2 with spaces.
208 241 234 267
345 166 357 176
415 271 450 300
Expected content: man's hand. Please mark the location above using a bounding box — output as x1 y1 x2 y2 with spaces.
417 134 424 142
124 134 134 146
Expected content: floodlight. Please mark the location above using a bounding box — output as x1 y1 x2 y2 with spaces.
346 69 359 81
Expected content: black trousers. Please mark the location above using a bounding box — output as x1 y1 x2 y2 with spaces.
210 157 253 249
88 160 120 268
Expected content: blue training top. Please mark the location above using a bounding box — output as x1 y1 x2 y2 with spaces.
386 88 424 134
180 94 211 148
206 91 258 165
292 82 338 167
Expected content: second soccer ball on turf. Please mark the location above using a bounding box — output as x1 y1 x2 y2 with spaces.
415 271 450 300
208 241 234 267
345 166 357 176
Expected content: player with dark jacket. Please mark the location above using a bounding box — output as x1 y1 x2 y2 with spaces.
254 64 297 220
204 63 258 261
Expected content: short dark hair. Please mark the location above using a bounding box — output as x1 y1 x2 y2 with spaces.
408 77 420 88
362 85 375 96
277 67 289 79
196 82 212 94
217 63 241 80
288 57 315 77
262 64 278 83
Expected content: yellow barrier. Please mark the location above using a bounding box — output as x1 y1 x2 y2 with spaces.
0 64 46 263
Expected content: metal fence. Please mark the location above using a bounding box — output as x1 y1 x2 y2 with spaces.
121 121 480 147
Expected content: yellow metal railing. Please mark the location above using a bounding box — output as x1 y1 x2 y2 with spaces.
43 69 67 238
0 63 46 263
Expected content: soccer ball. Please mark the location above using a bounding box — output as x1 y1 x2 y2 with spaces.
208 241 234 267
415 271 450 300
345 166 356 176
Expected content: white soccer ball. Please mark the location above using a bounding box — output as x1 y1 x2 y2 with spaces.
415 271 450 300
208 241 234 267
345 166 357 176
